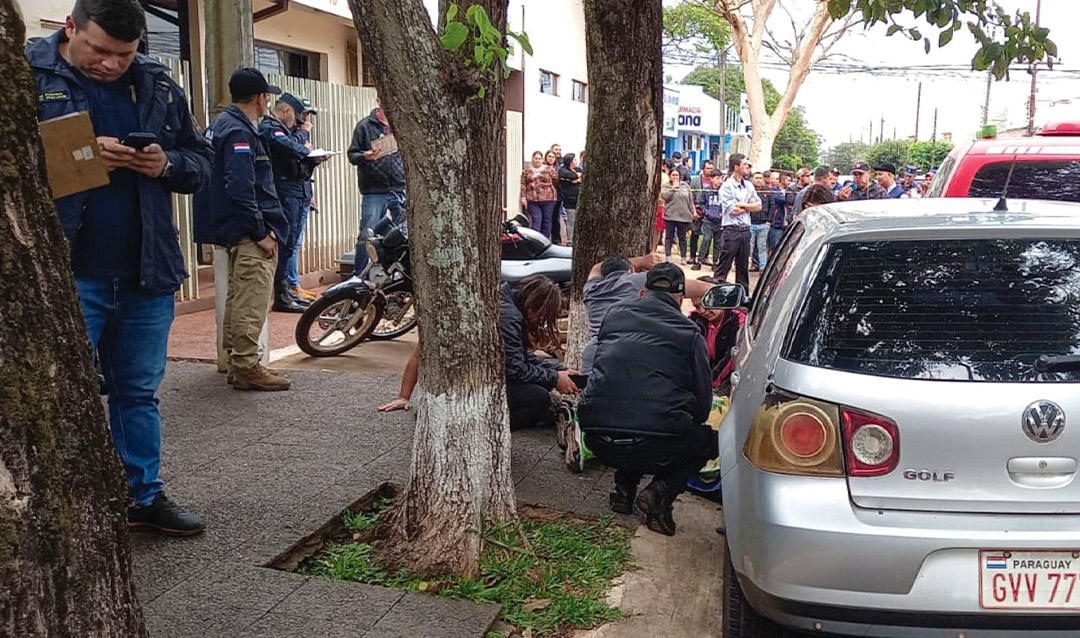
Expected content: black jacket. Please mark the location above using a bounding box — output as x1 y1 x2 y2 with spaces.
258 114 313 190
500 283 563 389
28 30 212 294
579 292 712 437
558 167 581 208
347 109 405 194
194 106 288 246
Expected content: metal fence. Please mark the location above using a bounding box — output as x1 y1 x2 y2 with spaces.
157 57 200 301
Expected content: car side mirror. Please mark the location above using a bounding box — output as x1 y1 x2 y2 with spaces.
701 283 746 310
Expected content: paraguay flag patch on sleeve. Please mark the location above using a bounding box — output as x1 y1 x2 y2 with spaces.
273 129 287 138
233 142 252 154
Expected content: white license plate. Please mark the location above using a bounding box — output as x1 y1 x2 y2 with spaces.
980 550 1080 609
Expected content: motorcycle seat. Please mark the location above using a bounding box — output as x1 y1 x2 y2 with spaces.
500 258 573 285
538 243 573 260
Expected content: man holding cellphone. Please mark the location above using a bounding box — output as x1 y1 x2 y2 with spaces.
28 0 212 535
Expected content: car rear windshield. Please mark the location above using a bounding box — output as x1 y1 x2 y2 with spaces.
968 160 1080 203
786 239 1080 382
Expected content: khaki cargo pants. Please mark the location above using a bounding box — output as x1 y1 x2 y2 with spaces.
222 238 276 370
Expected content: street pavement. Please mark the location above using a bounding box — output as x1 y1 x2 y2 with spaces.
136 360 685 637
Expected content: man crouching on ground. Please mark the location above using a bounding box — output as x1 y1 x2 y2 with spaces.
577 264 717 536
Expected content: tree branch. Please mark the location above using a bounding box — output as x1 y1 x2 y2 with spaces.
770 0 832 131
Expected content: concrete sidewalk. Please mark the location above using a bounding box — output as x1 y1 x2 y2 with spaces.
136 361 632 637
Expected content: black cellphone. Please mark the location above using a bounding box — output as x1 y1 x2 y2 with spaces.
569 373 589 390
120 132 158 150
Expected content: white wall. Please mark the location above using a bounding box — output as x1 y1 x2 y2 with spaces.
19 0 70 38
521 0 588 161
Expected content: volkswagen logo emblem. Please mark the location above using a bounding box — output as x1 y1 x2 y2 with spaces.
1022 401 1066 444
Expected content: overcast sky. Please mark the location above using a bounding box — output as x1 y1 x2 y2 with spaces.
666 0 1079 151
421 0 1077 151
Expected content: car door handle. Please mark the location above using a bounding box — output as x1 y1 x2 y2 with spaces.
1007 457 1077 489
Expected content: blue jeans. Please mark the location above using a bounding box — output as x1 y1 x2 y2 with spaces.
76 278 174 507
354 190 406 276
286 202 310 287
750 223 769 269
768 226 785 253
275 189 307 285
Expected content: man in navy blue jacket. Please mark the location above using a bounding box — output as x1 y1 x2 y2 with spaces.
195 68 291 394
28 0 211 535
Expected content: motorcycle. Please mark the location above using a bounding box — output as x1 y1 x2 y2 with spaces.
295 214 572 357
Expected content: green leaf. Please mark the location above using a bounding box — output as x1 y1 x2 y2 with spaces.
477 84 486 99
445 2 459 24
441 21 469 51
924 37 931 54
508 31 533 55
828 0 853 19
474 44 485 65
886 24 902 36
1045 39 1058 58
938 28 953 47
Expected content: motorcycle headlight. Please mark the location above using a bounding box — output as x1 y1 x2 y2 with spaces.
365 242 380 265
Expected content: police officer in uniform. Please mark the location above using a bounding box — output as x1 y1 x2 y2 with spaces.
195 68 291 392
260 93 320 312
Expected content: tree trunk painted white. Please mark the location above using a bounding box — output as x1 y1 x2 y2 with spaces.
566 0 664 366
348 0 517 577
0 2 148 634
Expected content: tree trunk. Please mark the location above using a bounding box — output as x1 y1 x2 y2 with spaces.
0 3 148 636
566 0 663 369
348 0 516 578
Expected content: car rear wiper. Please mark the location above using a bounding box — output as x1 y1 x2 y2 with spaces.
1034 355 1080 373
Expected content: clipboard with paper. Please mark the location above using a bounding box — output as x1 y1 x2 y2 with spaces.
370 133 398 158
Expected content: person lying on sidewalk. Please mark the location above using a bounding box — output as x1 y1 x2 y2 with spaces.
688 303 746 396
578 264 716 537
378 275 580 429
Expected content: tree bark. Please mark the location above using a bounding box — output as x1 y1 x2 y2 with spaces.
348 0 516 578
716 0 834 170
0 2 148 636
566 0 664 369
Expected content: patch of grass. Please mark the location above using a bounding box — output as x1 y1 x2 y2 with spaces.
340 497 394 534
303 511 633 636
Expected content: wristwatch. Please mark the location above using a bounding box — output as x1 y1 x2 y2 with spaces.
159 158 174 179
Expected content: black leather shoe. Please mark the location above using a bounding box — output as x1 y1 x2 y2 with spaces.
128 493 205 536
635 483 676 536
287 289 311 307
273 291 307 313
610 484 636 515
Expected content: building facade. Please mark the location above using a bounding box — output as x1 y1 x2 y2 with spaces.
663 83 738 173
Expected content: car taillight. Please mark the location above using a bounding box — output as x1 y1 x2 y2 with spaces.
842 408 900 477
743 391 844 477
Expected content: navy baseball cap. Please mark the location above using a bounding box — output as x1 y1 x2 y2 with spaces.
229 68 281 101
645 263 686 294
852 161 871 173
279 93 309 114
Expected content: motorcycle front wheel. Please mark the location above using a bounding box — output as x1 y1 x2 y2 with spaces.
295 288 383 357
368 290 418 341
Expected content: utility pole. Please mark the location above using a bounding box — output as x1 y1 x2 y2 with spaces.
869 118 873 145
982 70 993 126
931 107 938 142
205 0 254 117
880 116 885 144
914 81 922 141
1026 0 1043 135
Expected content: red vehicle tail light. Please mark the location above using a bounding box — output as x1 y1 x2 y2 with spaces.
744 392 844 477
842 408 900 477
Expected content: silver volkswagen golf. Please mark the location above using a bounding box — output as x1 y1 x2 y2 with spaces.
719 198 1080 638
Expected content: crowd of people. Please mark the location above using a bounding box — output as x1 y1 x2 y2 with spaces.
520 144 584 245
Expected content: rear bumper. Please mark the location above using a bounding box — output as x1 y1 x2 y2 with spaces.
724 463 1080 635
741 576 1080 637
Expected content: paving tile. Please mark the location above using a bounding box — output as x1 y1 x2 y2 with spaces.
271 578 403 627
238 613 370 638
365 592 500 638
144 596 265 638
153 562 309 613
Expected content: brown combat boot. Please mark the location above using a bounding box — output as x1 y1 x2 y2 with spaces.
231 364 291 391
292 285 317 301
